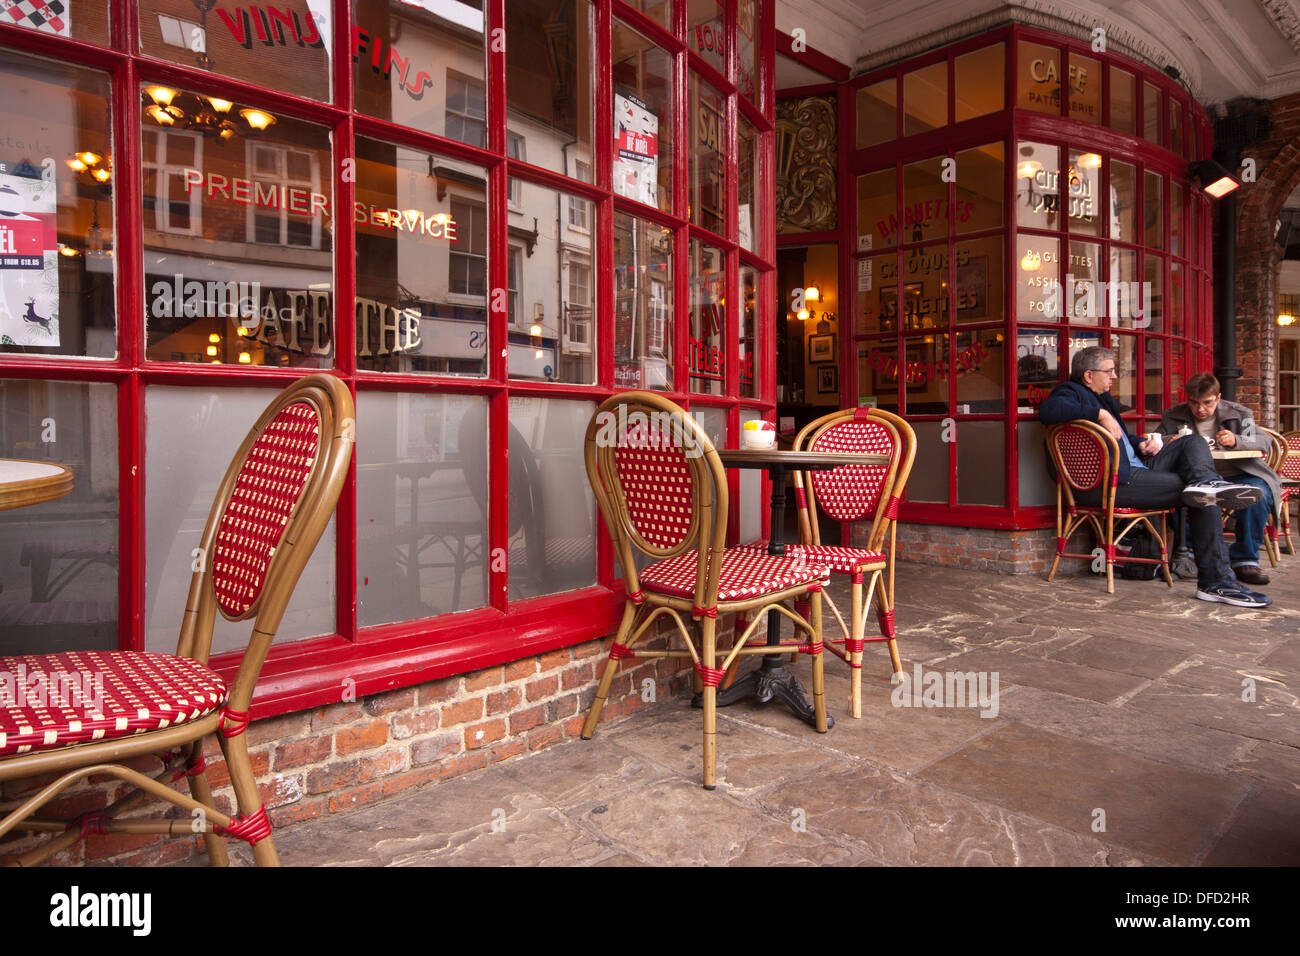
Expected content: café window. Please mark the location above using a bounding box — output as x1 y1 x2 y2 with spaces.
505 0 594 165
142 128 202 236
446 72 487 148
614 213 673 390
689 240 724 395
613 23 672 213
690 73 725 236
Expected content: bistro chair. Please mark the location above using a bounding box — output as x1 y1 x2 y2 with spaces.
0 373 354 866
738 408 914 719
580 392 830 789
1257 426 1289 563
1278 430 1300 555
1045 420 1173 594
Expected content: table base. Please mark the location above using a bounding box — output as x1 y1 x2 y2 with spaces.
693 658 834 730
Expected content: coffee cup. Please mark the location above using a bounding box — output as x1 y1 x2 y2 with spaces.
741 420 777 449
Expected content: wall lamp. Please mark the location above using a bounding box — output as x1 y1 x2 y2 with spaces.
1189 159 1241 199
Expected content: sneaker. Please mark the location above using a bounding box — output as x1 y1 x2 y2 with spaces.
1182 479 1264 510
1233 565 1271 587
1195 582 1272 607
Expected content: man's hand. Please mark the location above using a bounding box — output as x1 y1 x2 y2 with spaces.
1215 429 1236 448
1138 436 1161 455
1096 408 1123 441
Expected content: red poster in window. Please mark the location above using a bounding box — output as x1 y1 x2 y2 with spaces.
0 170 58 346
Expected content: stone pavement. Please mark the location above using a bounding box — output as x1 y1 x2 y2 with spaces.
221 561 1300 866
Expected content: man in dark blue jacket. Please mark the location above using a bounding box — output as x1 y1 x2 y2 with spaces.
1039 346 1270 608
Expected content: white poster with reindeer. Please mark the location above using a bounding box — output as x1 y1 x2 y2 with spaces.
0 169 59 347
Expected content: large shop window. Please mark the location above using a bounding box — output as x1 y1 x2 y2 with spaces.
614 212 673 390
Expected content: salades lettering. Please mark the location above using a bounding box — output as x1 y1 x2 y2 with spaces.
49 886 151 937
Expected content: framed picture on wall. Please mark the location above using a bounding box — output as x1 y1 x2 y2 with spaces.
817 365 838 394
808 333 836 363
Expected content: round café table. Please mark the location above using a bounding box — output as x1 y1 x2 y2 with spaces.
711 447 890 730
0 459 74 511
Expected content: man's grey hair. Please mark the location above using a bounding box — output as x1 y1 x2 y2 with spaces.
1071 346 1115 379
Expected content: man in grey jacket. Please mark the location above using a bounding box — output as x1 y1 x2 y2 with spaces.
1158 373 1281 586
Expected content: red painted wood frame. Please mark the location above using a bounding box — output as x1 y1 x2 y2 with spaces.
0 0 777 721
844 24 1215 531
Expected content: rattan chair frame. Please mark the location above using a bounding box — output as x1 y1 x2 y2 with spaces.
0 373 354 866
780 407 915 718
579 391 827 789
1257 426 1288 564
1279 430 1300 555
1045 420 1173 594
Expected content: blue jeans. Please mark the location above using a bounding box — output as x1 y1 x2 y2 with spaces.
1227 474 1274 568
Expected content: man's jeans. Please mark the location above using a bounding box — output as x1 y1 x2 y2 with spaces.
1226 474 1274 568
1075 434 1235 589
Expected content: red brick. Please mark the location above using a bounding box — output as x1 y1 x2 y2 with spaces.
488 738 527 763
411 733 461 766
561 714 588 737
364 687 417 716
464 717 506 750
40 787 110 822
504 658 538 682
335 719 389 755
258 772 306 810
547 694 579 722
307 760 359 795
419 676 461 705
486 686 521 715
562 661 596 690
274 736 333 771
111 839 196 867
525 673 559 702
391 709 440 739
84 830 161 860
270 798 324 827
329 782 385 813
441 697 484 727
204 748 270 788
539 648 571 671
359 750 406 783
382 766 441 797
440 751 489 780
247 712 312 746
465 666 504 691
309 702 365 734
526 725 564 751
509 703 547 735
572 640 604 660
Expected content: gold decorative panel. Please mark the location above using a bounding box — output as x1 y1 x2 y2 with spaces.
776 96 837 234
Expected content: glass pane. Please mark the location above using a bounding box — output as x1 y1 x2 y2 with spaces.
1068 53 1101 124
739 265 759 398
1018 234 1058 323
1170 180 1184 257
956 329 1003 414
0 52 115 359
1144 255 1164 333
1143 82 1161 145
955 142 1003 234
1169 100 1183 156
2 0 104 43
508 1 594 172
954 44 1004 122
614 213 672 390
903 61 946 135
1109 247 1139 329
856 168 896 251
738 117 759 253
1016 328 1060 413
352 0 485 141
1170 261 1185 338
958 422 1005 506
689 240 724 394
1018 41 1060 115
614 23 672 212
907 420 946 502
1144 338 1165 416
1113 334 1136 414
903 333 948 415
1110 159 1136 242
858 339 899 412
858 252 896 335
737 0 761 103
1067 149 1102 235
902 156 946 244
356 392 487 626
0 381 117 655
1018 420 1053 506
141 1 327 101
955 236 1003 325
1171 339 1187 405
508 398 597 600
1064 239 1101 325
508 179 595 384
146 386 334 653
143 93 332 367
624 0 672 30
1109 67 1135 133
1067 329 1100 377
1016 141 1060 231
687 0 725 77
689 73 725 235
857 80 896 148
896 242 946 332
355 141 485 375
1144 170 1164 249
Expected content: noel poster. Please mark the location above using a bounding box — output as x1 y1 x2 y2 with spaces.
0 168 59 347
614 92 659 207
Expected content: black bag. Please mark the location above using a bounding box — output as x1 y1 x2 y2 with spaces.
1118 529 1161 580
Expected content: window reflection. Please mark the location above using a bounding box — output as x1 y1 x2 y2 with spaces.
506 0 594 164
614 213 672 389
613 22 672 211
690 73 725 235
689 240 724 395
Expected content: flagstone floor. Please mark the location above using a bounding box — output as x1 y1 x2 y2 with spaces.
206 560 1300 866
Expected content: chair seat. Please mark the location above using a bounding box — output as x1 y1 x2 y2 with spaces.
0 651 227 758
738 540 885 575
639 548 829 603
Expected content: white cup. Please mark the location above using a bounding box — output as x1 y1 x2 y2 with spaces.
1144 433 1163 452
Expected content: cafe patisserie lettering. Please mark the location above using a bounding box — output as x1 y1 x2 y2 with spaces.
180 168 458 240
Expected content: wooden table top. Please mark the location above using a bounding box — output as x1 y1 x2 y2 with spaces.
718 448 890 468
1210 449 1264 460
0 459 74 511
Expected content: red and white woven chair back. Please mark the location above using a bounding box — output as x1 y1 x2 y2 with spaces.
611 428 699 554
212 400 322 620
1279 431 1300 481
1048 423 1108 492
807 418 896 522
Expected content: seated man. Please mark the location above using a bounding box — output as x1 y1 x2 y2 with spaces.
1039 346 1270 608
1157 373 1280 587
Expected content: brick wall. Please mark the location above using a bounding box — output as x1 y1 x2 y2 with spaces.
0 627 695 866
852 520 1096 576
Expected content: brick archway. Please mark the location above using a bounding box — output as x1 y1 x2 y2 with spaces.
1235 93 1300 424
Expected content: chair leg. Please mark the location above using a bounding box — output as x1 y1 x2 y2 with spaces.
217 731 279 866
581 603 637 740
186 748 230 867
873 574 903 678
809 591 826 734
700 615 718 789
848 577 863 719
